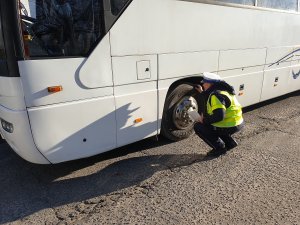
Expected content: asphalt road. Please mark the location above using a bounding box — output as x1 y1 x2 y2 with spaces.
0 91 299 225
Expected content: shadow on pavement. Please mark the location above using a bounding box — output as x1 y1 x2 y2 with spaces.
0 136 207 224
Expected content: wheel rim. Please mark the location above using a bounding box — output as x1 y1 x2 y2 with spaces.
173 96 198 129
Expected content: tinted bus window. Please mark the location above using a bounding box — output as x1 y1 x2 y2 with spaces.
20 0 130 58
257 0 298 11
0 12 9 76
111 0 129 15
216 0 255 6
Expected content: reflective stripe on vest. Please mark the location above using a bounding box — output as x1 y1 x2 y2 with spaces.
207 91 243 128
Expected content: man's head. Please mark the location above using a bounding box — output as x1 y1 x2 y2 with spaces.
201 72 222 91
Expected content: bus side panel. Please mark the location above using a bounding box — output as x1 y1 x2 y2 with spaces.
27 96 117 164
111 53 158 146
110 0 300 56
158 51 219 79
223 72 264 107
218 49 267 71
289 62 300 92
112 55 157 85
79 34 114 89
114 82 158 147
260 62 292 102
265 46 294 65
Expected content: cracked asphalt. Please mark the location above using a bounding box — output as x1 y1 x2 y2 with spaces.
0 91 299 225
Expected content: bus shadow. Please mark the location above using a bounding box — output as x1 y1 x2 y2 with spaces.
0 146 206 223
1 100 187 223
30 134 174 182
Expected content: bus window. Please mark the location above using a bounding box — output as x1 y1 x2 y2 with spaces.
257 0 298 11
19 0 103 57
19 0 129 58
215 0 255 6
111 0 130 16
0 8 9 76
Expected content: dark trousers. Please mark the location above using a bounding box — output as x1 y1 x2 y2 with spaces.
194 123 243 150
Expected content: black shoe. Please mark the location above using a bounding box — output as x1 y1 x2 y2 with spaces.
220 135 238 150
226 139 238 150
206 147 227 157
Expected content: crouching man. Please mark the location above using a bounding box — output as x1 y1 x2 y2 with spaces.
194 72 244 157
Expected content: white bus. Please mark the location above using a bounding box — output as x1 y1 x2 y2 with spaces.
0 0 299 164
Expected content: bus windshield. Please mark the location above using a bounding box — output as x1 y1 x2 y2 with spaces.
0 11 9 76
20 0 130 58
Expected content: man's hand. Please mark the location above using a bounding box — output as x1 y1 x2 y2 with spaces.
194 85 203 93
197 113 204 123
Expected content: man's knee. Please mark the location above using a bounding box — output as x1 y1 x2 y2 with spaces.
194 122 205 135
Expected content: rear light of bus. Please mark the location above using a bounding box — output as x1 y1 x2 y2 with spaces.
1 119 14 133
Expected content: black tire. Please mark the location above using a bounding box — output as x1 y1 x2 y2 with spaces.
161 83 198 141
0 137 5 144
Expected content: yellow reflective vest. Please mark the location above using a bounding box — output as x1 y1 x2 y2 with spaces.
207 91 243 128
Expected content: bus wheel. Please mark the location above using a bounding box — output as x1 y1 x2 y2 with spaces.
161 83 198 141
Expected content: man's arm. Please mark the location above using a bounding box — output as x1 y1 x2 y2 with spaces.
203 108 225 124
202 93 228 124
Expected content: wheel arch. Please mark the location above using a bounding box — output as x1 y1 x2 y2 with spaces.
164 76 203 97
159 75 203 140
